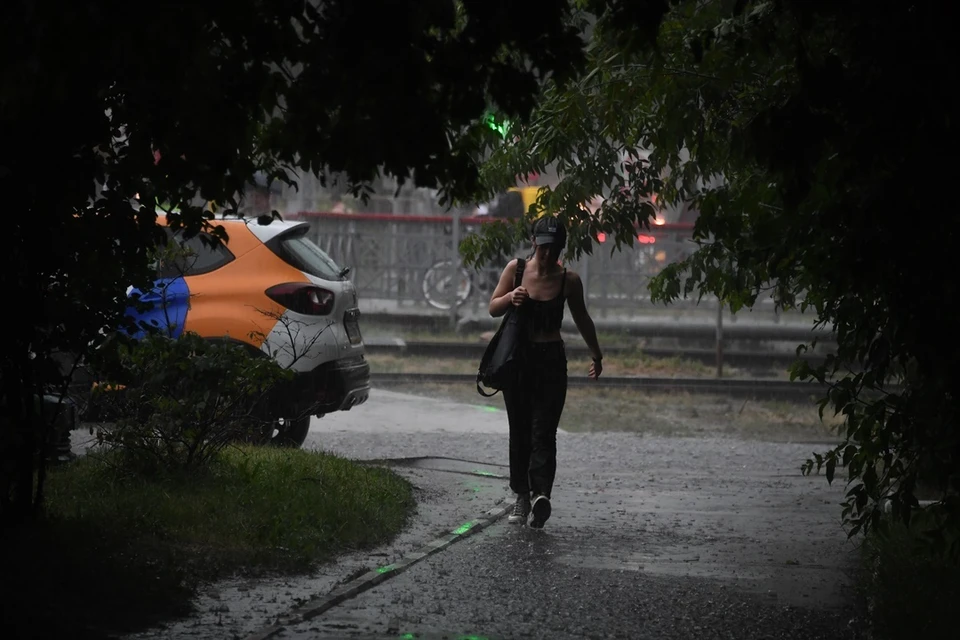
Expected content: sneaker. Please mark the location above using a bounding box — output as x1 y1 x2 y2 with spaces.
530 495 551 529
508 494 531 524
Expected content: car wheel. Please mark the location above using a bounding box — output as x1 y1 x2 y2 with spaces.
267 415 311 448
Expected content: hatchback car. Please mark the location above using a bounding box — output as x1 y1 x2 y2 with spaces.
126 214 370 447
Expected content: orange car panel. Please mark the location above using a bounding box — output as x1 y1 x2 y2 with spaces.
174 221 310 348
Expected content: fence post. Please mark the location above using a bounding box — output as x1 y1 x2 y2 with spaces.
581 252 590 309
599 251 608 318
449 210 461 329
716 300 724 378
391 221 401 304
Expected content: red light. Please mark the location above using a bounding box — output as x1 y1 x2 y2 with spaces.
265 283 335 315
638 234 656 244
597 232 607 243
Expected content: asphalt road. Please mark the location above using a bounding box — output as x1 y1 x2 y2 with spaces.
123 388 864 640
278 389 862 639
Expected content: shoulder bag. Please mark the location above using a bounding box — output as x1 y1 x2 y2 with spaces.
476 258 526 397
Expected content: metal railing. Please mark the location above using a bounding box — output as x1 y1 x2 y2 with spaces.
292 211 788 321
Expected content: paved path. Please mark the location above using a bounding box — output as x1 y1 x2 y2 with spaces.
127 388 864 639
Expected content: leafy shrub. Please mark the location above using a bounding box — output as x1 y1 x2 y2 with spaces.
90 332 291 471
861 515 960 639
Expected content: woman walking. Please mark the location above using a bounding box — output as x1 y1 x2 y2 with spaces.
487 216 603 529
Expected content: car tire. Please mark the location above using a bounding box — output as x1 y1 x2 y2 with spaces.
268 415 311 448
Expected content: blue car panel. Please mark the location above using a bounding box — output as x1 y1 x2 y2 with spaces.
125 277 190 339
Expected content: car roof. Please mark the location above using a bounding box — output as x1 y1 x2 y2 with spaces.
156 212 309 244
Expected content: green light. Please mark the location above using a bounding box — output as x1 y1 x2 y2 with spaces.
479 405 500 413
484 113 511 139
472 469 499 477
456 635 490 640
377 564 395 574
399 634 417 639
452 522 474 535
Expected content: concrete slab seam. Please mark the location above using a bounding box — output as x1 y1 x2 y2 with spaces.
241 500 511 640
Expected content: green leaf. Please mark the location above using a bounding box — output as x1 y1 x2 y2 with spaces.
842 444 857 467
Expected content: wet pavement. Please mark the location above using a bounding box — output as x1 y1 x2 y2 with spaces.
122 388 864 640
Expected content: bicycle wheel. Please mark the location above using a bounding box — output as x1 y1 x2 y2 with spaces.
422 259 472 310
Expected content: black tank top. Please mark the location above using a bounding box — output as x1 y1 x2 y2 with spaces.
523 269 566 336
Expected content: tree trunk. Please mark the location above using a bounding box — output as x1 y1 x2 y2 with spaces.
15 357 37 522
0 351 40 527
1 391 24 524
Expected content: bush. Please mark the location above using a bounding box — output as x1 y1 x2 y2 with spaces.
90 332 291 471
861 515 960 640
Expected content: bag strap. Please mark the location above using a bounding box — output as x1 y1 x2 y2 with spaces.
476 258 527 398
514 258 526 288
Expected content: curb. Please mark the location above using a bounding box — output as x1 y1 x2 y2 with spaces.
243 500 512 640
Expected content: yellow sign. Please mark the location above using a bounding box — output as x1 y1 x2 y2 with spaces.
508 186 604 219
507 186 547 218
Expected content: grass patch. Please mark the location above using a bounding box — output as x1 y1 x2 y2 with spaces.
367 350 728 379
370 353 487 375
362 322 793 379
860 518 960 640
362 321 478 343
379 382 842 442
1 445 414 638
363 320 688 348
362 317 665 345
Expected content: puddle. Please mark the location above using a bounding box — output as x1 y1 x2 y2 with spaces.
555 545 850 609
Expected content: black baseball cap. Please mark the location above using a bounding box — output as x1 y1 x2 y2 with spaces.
532 216 567 246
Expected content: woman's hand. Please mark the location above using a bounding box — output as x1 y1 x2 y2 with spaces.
510 286 529 307
589 357 603 379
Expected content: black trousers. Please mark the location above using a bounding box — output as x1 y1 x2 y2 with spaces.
502 341 568 498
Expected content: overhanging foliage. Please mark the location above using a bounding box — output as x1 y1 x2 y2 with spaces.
1 0 634 523
468 0 960 553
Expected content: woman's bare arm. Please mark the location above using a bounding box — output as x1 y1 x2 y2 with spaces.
489 259 527 317
566 271 603 377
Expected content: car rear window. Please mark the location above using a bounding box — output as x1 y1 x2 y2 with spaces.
158 228 235 278
269 227 344 281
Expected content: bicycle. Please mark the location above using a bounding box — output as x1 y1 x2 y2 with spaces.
421 212 520 310
421 258 500 310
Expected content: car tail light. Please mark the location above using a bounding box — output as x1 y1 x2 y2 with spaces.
265 283 335 315
638 234 656 244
